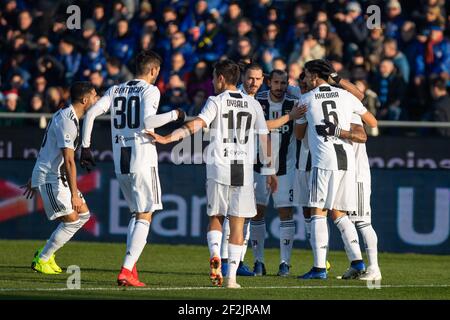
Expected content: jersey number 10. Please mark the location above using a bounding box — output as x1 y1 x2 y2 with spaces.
113 96 140 129
222 110 252 144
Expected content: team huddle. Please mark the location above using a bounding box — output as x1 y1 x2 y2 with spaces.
22 50 382 289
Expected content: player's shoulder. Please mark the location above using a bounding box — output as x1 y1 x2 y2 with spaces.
255 90 269 100
285 93 299 101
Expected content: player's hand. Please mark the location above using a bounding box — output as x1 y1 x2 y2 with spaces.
145 130 170 144
267 175 278 193
289 103 307 120
174 108 186 125
80 147 96 172
71 194 83 212
21 179 36 199
315 120 340 139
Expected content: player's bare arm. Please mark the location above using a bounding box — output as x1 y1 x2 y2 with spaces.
361 111 378 128
147 117 206 144
258 132 278 193
295 122 308 140
62 147 83 212
315 120 367 143
266 103 307 130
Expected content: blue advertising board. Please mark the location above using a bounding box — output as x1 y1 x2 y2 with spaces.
0 160 449 254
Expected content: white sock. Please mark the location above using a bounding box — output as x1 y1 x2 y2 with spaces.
123 219 150 271
221 217 230 260
311 215 328 269
240 220 250 262
304 217 311 246
356 222 379 269
250 219 265 263
126 214 136 252
279 219 295 264
334 215 362 262
207 230 222 259
227 243 243 281
40 219 85 261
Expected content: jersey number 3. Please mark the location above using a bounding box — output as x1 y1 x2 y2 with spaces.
113 96 140 129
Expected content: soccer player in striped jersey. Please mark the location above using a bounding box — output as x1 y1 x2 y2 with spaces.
22 82 98 275
80 51 185 287
251 69 302 277
148 60 277 288
221 63 305 277
347 114 382 281
295 60 376 279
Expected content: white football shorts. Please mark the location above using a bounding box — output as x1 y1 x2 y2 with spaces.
307 167 356 212
116 167 163 213
348 178 372 222
293 170 310 208
206 179 257 218
254 172 295 208
38 179 85 221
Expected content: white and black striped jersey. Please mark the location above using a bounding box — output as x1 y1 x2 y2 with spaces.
31 105 79 187
351 114 371 182
254 90 299 176
301 84 367 171
198 90 269 186
82 79 160 174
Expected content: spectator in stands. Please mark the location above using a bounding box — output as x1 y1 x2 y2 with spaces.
258 23 283 60
27 93 50 128
334 1 368 57
415 26 450 83
36 55 64 87
56 37 81 85
104 57 132 88
222 1 243 39
166 31 195 69
314 21 343 60
79 34 107 80
160 87 190 113
107 18 135 66
158 52 189 94
365 27 385 73
355 79 381 136
272 57 287 72
329 54 351 80
187 60 213 98
45 86 63 112
92 3 108 37
382 38 411 83
33 75 48 97
89 71 107 96
196 14 226 63
0 90 24 127
230 37 255 63
187 89 207 116
297 33 326 67
372 58 407 120
288 62 302 87
349 51 368 81
430 77 450 136
385 0 405 41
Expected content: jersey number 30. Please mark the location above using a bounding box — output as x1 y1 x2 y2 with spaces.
113 96 140 129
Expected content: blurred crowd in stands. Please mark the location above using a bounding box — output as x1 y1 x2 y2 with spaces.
0 0 449 136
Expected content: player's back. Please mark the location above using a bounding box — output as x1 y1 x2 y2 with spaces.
201 90 268 186
31 105 79 187
303 84 363 171
107 79 160 174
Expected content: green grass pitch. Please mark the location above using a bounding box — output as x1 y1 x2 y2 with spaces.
0 240 449 300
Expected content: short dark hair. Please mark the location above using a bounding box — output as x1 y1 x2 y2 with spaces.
70 81 95 103
304 59 328 81
244 62 263 74
214 59 240 85
431 77 447 90
135 50 162 76
269 69 287 80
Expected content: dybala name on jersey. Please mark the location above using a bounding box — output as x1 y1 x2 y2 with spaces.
227 99 249 108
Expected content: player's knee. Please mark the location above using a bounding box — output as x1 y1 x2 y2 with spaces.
278 207 293 221
79 211 91 226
